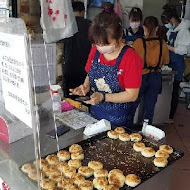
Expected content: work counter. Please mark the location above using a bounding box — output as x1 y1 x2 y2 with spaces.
0 115 178 190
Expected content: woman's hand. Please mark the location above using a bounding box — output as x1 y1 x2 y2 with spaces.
84 92 104 105
167 45 175 52
69 84 90 96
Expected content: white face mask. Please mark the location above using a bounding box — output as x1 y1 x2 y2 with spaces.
96 45 116 54
130 22 140 29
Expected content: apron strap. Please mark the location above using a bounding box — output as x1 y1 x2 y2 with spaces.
142 37 163 72
94 50 100 64
115 45 130 68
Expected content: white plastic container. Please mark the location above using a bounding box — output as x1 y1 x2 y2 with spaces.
142 124 165 141
52 91 61 114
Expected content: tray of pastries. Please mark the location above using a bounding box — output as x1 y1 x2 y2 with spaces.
21 127 184 189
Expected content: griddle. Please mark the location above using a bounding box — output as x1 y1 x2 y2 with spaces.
21 129 184 189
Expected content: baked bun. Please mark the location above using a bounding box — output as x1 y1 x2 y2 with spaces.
71 152 84 160
141 147 155 158
45 154 59 165
78 166 94 178
33 159 48 170
125 174 141 187
69 144 83 153
49 174 64 183
94 169 108 178
42 165 58 174
40 179 56 189
107 130 119 139
114 127 125 134
71 173 85 185
93 177 108 190
78 180 93 190
103 184 119 190
159 145 173 154
28 171 38 181
63 166 76 178
133 142 146 152
88 161 103 171
69 186 80 190
57 178 74 189
46 169 61 178
21 163 35 173
57 150 70 161
155 150 169 159
108 169 125 188
68 159 82 169
119 133 130 142
154 157 168 167
58 161 69 172
130 133 142 142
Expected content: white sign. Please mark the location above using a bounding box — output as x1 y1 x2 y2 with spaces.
0 32 33 128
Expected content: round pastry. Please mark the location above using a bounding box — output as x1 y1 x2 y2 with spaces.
159 145 173 154
21 163 35 174
130 133 142 142
40 178 56 189
49 174 64 183
94 169 109 178
68 185 80 190
88 161 103 171
103 184 119 190
71 152 84 160
42 164 58 173
78 180 93 190
133 142 146 152
118 133 131 142
93 177 108 190
63 166 76 178
125 174 141 187
141 147 155 158
57 150 70 161
155 150 169 159
28 171 38 181
57 178 74 189
71 173 85 185
114 127 125 134
107 130 119 139
58 161 69 172
69 144 83 153
108 169 125 188
45 154 59 165
45 168 61 178
78 166 94 178
33 159 48 170
68 159 82 169
154 157 168 168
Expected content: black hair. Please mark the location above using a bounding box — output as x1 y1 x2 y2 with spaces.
143 16 159 36
161 4 181 24
72 1 85 12
89 12 122 45
129 7 143 22
102 2 114 13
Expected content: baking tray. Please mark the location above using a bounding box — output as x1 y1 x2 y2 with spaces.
21 129 184 190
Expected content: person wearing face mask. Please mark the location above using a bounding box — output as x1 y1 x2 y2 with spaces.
161 4 190 124
132 16 170 125
70 10 143 127
124 7 144 46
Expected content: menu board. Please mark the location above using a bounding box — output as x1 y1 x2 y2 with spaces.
0 32 33 128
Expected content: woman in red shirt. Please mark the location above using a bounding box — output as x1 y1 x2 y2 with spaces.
70 10 143 127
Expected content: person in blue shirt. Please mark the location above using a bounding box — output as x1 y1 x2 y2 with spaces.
124 7 144 46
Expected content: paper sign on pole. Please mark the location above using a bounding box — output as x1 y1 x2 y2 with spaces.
0 32 33 128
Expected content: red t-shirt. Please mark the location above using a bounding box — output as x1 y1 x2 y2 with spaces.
85 46 143 89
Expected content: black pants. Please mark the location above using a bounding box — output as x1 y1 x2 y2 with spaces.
169 80 180 119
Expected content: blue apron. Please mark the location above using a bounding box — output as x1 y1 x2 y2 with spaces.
168 31 185 81
125 27 144 43
89 46 133 127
